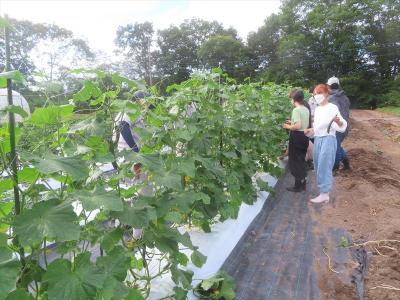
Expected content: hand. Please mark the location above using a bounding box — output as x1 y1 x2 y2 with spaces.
283 123 291 129
304 128 314 136
333 116 342 126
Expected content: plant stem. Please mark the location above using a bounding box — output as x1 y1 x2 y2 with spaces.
5 21 25 267
43 239 48 268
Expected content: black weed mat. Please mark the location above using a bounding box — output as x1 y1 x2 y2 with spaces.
222 170 367 300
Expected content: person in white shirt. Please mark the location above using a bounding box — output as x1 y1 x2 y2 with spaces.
304 84 347 203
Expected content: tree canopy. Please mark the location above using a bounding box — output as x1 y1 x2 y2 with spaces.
2 0 400 108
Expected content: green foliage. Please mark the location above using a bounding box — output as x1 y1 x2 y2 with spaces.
198 35 255 80
14 200 80 247
43 253 106 300
154 18 238 87
0 71 25 88
377 106 400 117
248 0 400 107
194 271 236 300
115 22 154 84
1 70 291 299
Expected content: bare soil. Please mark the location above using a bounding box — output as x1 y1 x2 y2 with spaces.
313 110 400 300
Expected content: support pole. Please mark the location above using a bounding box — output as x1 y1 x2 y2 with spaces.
5 18 25 264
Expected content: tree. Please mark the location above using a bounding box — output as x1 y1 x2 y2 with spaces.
32 24 95 82
198 35 255 80
0 18 48 76
115 22 154 84
154 18 238 86
248 0 400 107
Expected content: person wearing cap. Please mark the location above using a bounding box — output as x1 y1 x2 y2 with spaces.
115 90 152 240
326 76 351 171
283 89 310 192
115 90 154 181
304 84 347 203
117 90 150 153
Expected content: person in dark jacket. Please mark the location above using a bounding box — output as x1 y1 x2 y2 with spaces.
327 76 351 171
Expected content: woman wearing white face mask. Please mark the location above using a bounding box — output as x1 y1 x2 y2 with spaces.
304 84 347 203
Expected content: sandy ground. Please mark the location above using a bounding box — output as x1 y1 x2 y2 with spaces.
313 109 400 300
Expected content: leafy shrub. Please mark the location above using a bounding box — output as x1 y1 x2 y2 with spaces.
0 69 292 299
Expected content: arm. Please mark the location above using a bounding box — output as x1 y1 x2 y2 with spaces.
283 108 302 130
283 121 301 130
119 121 139 152
331 113 347 133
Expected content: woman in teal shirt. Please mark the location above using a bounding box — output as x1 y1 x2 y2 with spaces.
283 89 310 192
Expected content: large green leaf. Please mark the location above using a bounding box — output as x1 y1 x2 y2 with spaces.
70 185 123 212
124 289 145 300
0 125 21 153
0 260 20 300
43 252 106 300
0 105 29 118
155 171 183 190
0 234 20 300
171 266 193 290
5 289 34 300
191 250 207 268
34 154 89 180
73 80 102 102
96 246 130 281
29 105 73 126
0 234 13 264
100 228 123 253
219 272 236 300
110 73 142 89
94 246 132 300
178 157 196 177
0 202 13 233
99 277 129 300
14 200 80 247
0 179 13 194
68 117 106 136
0 71 25 85
114 203 157 228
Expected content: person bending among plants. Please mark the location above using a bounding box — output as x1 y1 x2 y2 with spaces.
327 76 351 172
304 84 347 203
283 89 310 192
118 90 151 179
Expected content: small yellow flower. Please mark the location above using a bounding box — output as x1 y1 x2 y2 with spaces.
184 176 191 184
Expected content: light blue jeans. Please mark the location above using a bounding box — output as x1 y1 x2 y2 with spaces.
313 135 337 193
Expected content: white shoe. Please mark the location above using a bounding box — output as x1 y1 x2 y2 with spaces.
310 193 329 203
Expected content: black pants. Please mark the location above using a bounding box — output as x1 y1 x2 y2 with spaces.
288 131 309 182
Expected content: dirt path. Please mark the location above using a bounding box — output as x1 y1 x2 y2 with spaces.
222 109 399 300
313 109 400 300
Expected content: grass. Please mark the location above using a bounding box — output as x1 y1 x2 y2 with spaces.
377 106 400 117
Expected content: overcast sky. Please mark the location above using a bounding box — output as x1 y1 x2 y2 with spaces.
0 0 282 54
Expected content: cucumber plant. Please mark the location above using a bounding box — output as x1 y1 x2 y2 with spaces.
0 69 292 300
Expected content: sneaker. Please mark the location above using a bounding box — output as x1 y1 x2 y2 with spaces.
310 193 329 203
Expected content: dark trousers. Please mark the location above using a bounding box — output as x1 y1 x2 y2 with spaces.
334 132 347 167
288 131 309 183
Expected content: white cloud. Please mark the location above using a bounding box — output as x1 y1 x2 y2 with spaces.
0 0 281 54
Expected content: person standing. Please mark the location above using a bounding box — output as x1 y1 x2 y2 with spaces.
305 84 347 203
327 77 351 171
283 89 310 192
